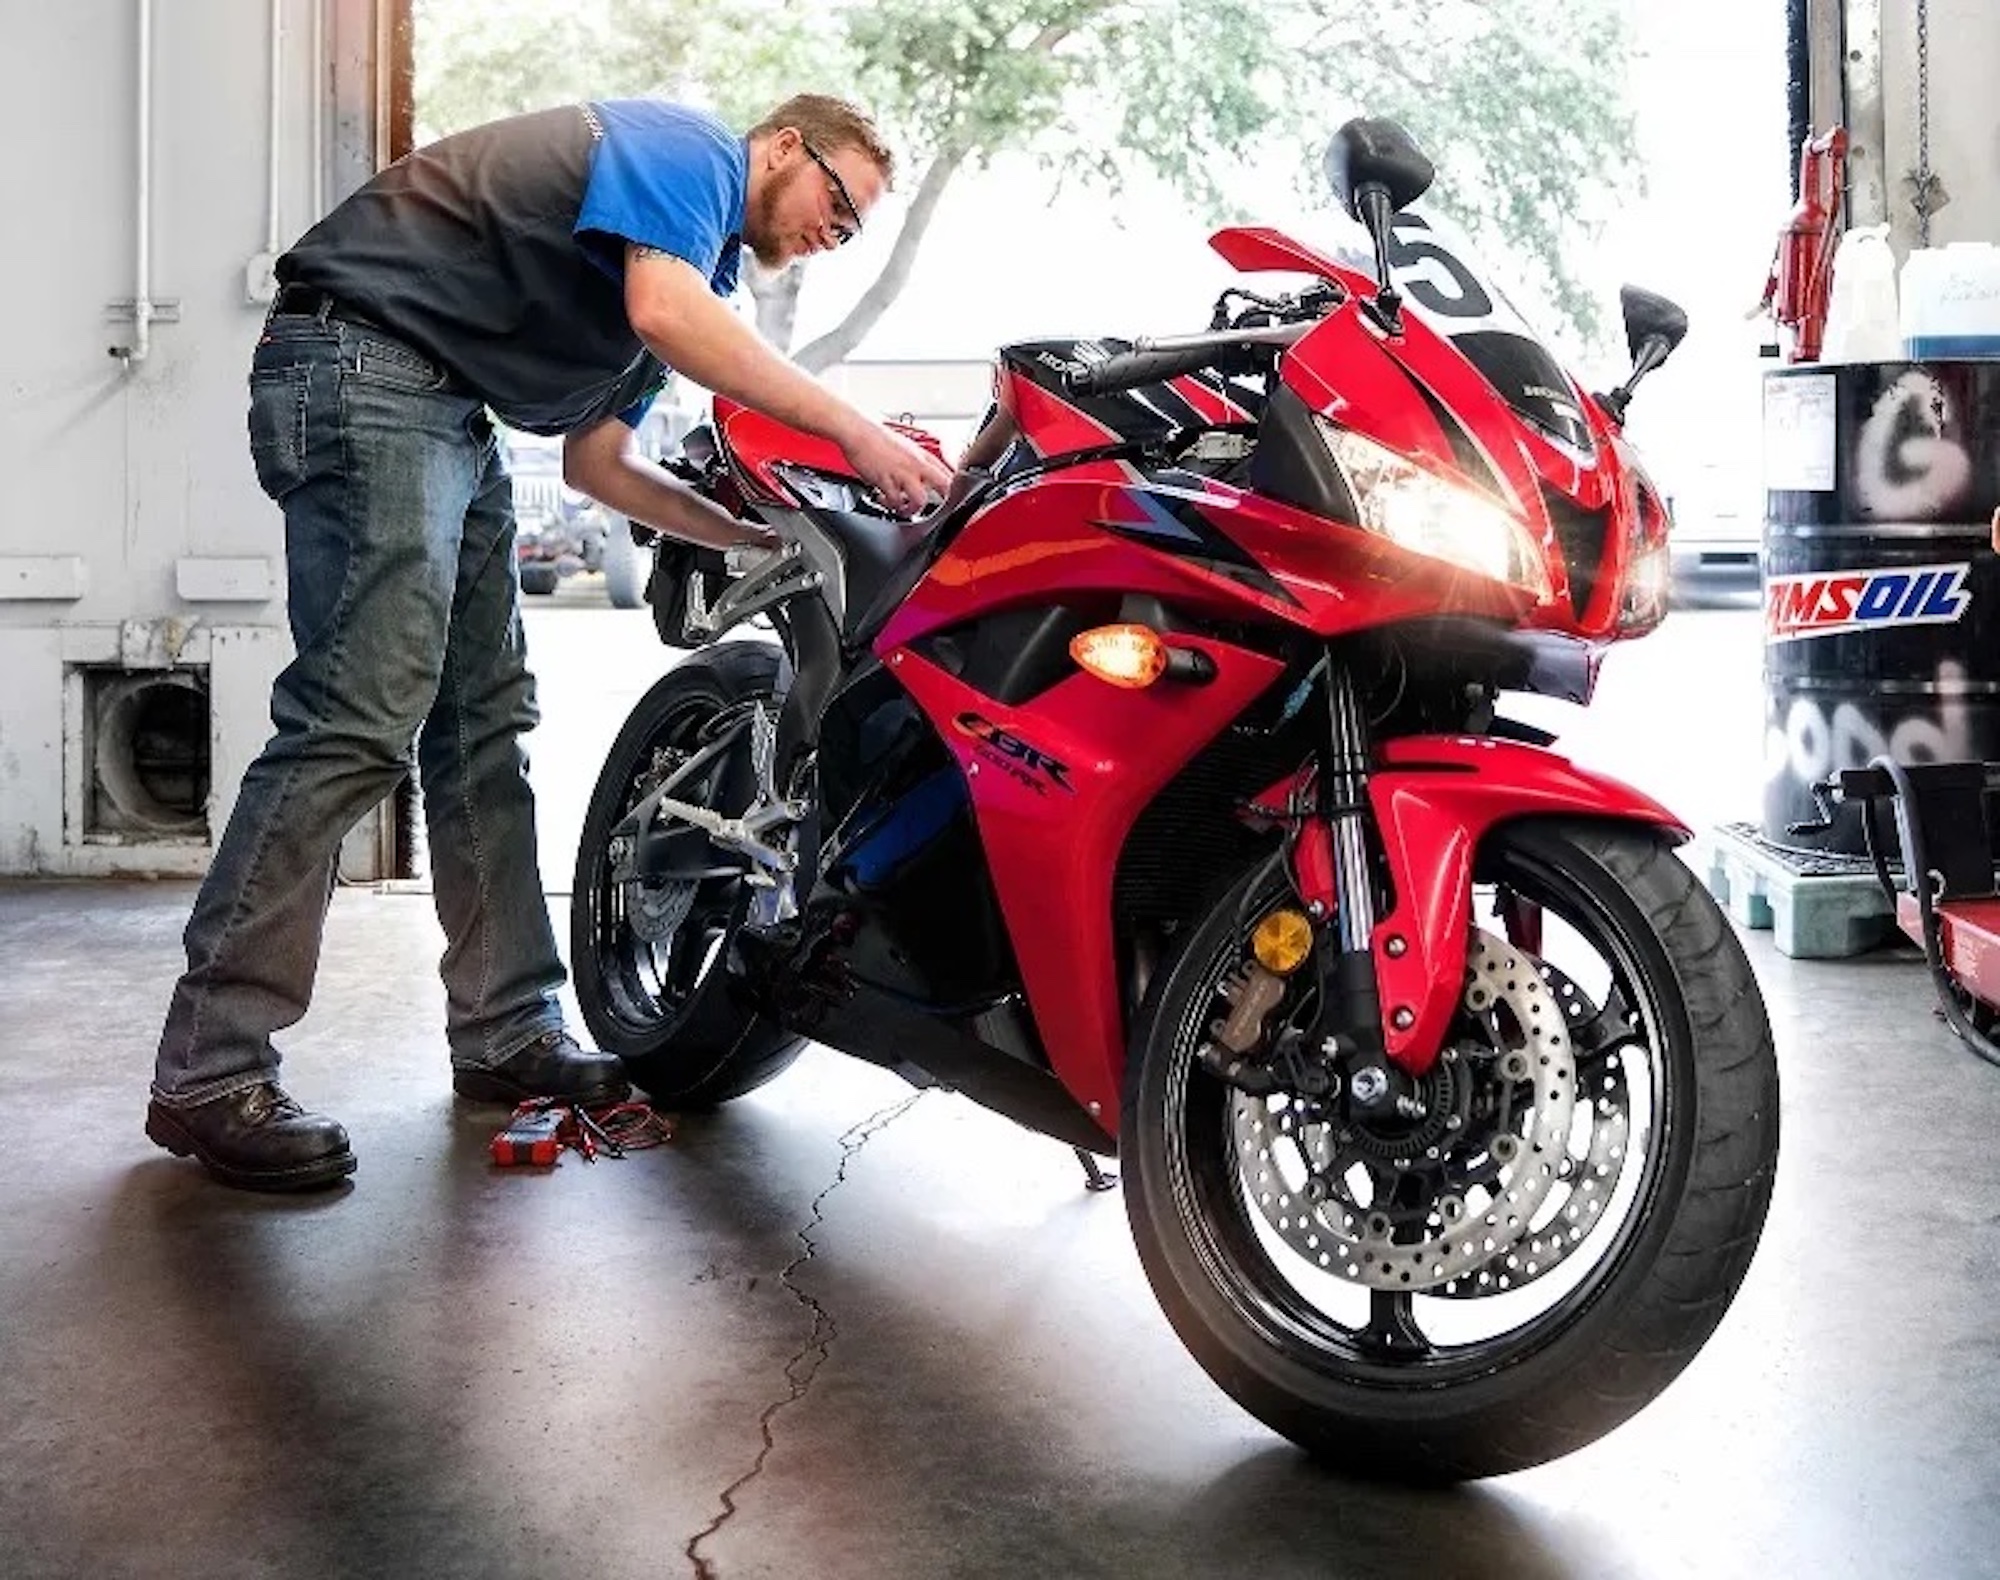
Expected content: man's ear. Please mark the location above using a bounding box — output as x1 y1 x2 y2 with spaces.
764 126 800 166
1990 505 1999 555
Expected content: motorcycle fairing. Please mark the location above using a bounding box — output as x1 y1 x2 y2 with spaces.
699 221 1683 1131
884 630 1286 1130
875 457 1537 658
810 657 1024 1009
997 339 1250 462
713 395 948 506
1207 225 1656 635
1275 737 1690 1077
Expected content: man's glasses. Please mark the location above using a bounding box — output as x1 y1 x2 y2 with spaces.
803 142 862 246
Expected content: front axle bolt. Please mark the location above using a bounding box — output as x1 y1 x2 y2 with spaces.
1349 1067 1389 1105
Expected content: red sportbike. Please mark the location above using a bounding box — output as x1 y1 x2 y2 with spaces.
573 120 1777 1479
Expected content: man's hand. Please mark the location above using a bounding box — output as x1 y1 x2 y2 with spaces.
838 422 955 518
624 248 954 516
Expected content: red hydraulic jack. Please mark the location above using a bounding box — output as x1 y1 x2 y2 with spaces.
1806 759 2000 1066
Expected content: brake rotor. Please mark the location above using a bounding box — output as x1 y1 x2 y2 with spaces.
621 744 700 945
625 876 697 944
1432 962 1633 1297
1230 928 1578 1292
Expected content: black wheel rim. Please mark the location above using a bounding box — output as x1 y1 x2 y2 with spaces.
1161 838 1678 1386
582 693 755 1037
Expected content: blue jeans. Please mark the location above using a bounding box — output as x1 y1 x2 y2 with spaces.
152 308 566 1106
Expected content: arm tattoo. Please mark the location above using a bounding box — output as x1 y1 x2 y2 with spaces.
632 245 671 261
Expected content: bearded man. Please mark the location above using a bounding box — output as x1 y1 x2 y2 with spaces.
147 94 950 1191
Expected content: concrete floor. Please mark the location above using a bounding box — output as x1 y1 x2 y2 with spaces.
6 598 2000 1579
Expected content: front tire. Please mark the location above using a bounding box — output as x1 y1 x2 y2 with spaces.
1122 818 1778 1480
571 641 804 1105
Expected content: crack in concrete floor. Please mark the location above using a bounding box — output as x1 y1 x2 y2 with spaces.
684 1091 928 1579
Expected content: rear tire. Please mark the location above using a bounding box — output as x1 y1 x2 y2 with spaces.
1121 818 1778 1480
571 641 804 1105
520 561 560 596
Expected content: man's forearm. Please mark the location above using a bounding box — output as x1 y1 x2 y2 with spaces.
574 448 768 552
630 274 871 448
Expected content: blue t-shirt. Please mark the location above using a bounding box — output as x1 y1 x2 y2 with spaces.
577 101 747 426
279 101 748 435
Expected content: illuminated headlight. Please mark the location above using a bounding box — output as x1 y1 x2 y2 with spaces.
1617 476 1674 633
1316 422 1552 600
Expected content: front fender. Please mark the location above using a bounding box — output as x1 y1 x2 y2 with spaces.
1367 736 1688 1074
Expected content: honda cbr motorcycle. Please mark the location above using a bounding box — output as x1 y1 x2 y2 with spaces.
571 119 1778 1480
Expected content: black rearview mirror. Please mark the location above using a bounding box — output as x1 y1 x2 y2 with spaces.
1598 286 1691 424
1324 119 1436 219
1324 119 1436 335
1621 286 1690 364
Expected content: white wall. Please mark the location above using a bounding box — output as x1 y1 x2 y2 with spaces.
0 0 330 874
1880 0 2000 251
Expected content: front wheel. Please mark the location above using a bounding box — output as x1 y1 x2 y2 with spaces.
570 641 804 1105
1122 818 1778 1481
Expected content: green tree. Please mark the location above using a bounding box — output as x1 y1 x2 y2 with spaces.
413 0 1635 366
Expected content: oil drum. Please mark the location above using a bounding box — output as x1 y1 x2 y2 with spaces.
1761 360 2000 856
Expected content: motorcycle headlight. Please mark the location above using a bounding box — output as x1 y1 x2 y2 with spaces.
1619 541 1671 632
1316 421 1552 601
1616 468 1674 634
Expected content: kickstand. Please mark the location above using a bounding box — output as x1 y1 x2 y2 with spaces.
1073 1147 1118 1193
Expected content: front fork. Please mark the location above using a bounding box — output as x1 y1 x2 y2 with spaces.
1287 661 1431 1121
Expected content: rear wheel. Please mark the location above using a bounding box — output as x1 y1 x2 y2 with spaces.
1122 818 1778 1480
520 561 560 596
570 641 804 1104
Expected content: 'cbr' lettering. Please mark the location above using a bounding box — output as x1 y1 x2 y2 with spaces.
953 712 1075 792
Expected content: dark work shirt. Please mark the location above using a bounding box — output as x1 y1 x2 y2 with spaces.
279 100 746 435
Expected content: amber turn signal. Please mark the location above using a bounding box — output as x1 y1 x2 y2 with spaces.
1252 909 1314 976
1070 624 1168 689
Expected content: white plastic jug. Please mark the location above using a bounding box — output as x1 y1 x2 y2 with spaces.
1900 242 2000 359
1822 224 1902 362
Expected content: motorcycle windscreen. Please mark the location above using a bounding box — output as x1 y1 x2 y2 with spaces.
1319 207 1596 458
